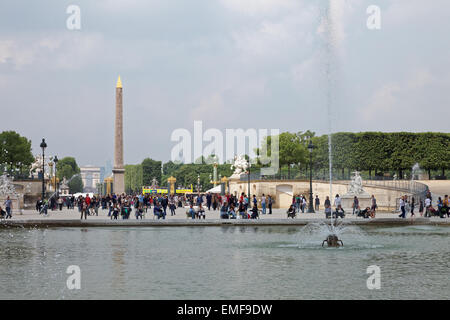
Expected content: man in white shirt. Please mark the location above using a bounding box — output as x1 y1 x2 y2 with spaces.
424 197 432 217
334 194 342 210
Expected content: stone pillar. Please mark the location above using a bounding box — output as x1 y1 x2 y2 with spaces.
113 76 125 194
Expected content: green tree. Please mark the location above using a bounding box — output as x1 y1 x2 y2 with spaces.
0 131 34 177
142 158 162 186
256 132 307 178
125 164 143 193
56 157 83 193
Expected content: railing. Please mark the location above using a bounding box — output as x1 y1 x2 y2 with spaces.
240 172 430 210
358 180 429 195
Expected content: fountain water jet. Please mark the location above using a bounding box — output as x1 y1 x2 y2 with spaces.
321 0 345 244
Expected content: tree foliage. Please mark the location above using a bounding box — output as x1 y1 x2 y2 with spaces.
141 158 162 186
56 156 83 193
0 131 34 177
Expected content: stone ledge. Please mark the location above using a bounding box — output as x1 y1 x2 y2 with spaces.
1 218 448 228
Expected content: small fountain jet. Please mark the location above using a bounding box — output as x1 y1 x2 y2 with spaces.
322 234 343 247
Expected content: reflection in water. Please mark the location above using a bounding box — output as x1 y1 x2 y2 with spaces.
110 231 126 291
0 226 448 299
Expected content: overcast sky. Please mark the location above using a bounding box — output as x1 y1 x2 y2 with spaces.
1 0 449 167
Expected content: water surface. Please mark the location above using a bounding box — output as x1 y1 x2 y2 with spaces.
0 225 448 299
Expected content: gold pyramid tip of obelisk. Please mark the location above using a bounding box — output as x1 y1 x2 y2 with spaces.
116 75 122 88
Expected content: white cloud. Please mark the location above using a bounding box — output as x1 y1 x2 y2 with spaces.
219 0 297 16
360 68 435 122
0 33 104 70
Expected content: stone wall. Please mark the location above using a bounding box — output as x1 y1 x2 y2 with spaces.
228 178 413 211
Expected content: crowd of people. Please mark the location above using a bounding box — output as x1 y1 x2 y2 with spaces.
12 190 445 221
399 192 449 219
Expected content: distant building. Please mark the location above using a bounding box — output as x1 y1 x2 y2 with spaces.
80 166 101 193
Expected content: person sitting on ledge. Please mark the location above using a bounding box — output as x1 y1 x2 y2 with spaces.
220 202 229 219
112 203 119 220
153 202 163 219
188 204 196 220
325 205 332 219
197 203 206 219
287 205 296 219
251 204 259 219
333 206 345 219
238 203 247 219
357 207 370 219
228 204 236 219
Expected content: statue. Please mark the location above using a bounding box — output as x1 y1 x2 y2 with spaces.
60 177 69 189
347 171 365 195
322 234 343 247
230 155 249 176
151 177 158 188
29 154 50 179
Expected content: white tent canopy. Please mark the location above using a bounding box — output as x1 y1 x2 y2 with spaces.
205 185 221 193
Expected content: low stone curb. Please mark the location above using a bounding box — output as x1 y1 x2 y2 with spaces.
1 218 448 228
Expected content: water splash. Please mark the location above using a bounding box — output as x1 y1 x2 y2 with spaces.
293 220 368 249
0 174 18 197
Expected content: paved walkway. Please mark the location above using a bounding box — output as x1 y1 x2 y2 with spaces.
1 207 430 220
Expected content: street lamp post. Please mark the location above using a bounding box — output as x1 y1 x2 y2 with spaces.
197 174 200 195
40 138 47 201
307 140 315 213
53 155 59 196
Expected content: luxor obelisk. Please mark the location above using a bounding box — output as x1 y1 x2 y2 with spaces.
113 76 125 194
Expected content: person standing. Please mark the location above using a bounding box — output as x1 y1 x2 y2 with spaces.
261 194 266 215
315 195 320 211
295 195 301 213
334 194 342 211
244 194 249 211
85 194 91 215
419 198 424 216
206 193 212 211
268 195 273 214
424 196 432 217
169 196 176 216
80 200 88 220
398 196 406 218
302 196 307 213
36 198 43 212
58 197 64 210
324 196 331 218
161 195 168 216
371 195 377 214
4 196 12 219
410 196 416 219
352 196 359 215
